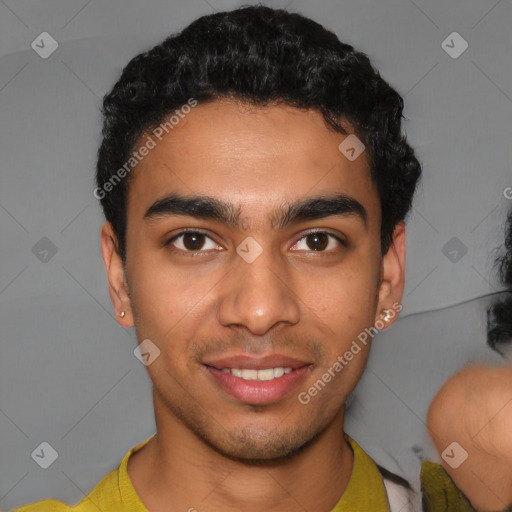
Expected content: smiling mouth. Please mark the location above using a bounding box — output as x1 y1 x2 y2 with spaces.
203 364 311 405
204 365 304 381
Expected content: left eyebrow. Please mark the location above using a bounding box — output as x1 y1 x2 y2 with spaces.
273 194 367 230
143 193 367 230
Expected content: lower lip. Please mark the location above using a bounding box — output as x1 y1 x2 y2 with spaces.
204 365 310 405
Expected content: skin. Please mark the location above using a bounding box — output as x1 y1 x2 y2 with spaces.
427 364 512 511
100 98 406 512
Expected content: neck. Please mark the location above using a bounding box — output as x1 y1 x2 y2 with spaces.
128 394 354 512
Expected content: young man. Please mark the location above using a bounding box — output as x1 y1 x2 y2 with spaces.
13 5 476 511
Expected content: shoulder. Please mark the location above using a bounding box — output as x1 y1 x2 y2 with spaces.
9 470 121 512
427 365 512 509
10 437 153 512
10 500 72 512
428 364 512 436
10 469 122 512
10 498 100 512
420 461 475 511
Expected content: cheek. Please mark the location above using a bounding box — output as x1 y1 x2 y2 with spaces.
128 252 219 342
301 263 379 332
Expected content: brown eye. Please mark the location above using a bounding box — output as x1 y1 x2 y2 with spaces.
305 233 329 251
166 231 220 253
181 232 206 251
291 232 345 252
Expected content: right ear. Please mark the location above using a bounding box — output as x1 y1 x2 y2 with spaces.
100 221 134 327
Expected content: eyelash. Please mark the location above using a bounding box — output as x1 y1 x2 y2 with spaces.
164 229 347 255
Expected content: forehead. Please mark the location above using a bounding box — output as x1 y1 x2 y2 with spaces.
127 99 379 228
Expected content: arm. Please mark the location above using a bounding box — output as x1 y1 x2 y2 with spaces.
427 364 512 511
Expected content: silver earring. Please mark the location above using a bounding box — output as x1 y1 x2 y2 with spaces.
119 311 125 318
381 309 392 322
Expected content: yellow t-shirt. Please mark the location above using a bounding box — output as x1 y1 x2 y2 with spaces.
11 434 391 512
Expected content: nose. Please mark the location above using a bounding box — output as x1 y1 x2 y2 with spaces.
217 244 301 336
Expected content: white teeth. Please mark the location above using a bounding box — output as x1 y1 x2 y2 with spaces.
273 367 285 378
257 369 274 381
242 369 258 380
222 367 294 381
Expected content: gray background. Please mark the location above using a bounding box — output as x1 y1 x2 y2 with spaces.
1 0 511 509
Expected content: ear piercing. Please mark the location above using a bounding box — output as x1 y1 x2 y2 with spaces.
381 309 393 322
118 311 126 318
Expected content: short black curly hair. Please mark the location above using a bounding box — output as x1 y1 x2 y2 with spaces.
487 208 512 353
96 5 421 263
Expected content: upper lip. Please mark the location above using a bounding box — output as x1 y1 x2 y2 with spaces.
203 353 311 370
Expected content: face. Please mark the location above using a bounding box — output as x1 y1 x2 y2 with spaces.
101 99 405 461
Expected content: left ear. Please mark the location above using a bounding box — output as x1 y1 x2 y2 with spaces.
375 221 406 328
